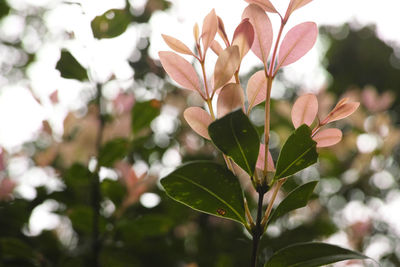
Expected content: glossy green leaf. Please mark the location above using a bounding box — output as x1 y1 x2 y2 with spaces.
98 138 129 167
268 181 318 224
264 242 370 267
208 109 259 176
56 50 88 81
274 124 318 180
132 100 161 134
91 9 131 39
161 161 246 224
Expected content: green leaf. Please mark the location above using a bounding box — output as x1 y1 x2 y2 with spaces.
91 9 131 39
268 181 318 224
0 237 36 262
98 138 129 167
56 50 88 81
274 124 318 180
160 161 246 224
0 1 10 19
264 242 371 267
132 100 161 134
208 109 259 176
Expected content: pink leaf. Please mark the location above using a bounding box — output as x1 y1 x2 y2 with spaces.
322 101 360 124
242 4 273 65
217 83 245 118
213 46 241 90
201 9 218 56
158 51 202 94
162 34 194 56
184 107 213 139
244 0 278 13
217 16 230 47
277 22 318 69
284 0 313 21
0 178 16 201
313 128 342 148
256 144 275 171
210 40 223 56
246 70 267 112
291 93 318 128
232 19 255 60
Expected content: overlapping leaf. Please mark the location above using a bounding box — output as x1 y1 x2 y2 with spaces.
242 4 273 65
274 125 318 180
284 0 314 21
217 84 245 118
268 181 317 223
232 19 255 60
161 161 246 224
291 94 318 128
213 46 241 90
246 70 268 111
244 0 277 13
209 109 259 176
184 107 213 139
313 128 342 147
264 242 370 267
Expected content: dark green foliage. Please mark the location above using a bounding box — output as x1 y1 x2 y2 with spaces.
98 138 129 167
268 181 318 224
161 161 246 224
131 100 161 134
264 242 369 267
56 50 89 81
91 9 132 39
209 109 260 176
0 1 10 19
274 125 318 180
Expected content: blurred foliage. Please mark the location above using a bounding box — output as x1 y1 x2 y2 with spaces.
0 1 400 267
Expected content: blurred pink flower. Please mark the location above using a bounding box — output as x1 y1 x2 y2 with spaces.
113 93 135 114
0 178 16 201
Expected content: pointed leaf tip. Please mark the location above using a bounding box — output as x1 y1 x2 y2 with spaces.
232 19 255 60
291 94 318 128
244 0 277 13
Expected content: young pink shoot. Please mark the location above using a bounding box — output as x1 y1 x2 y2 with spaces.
184 107 213 140
217 83 245 118
275 22 318 75
242 4 273 70
217 16 230 47
213 46 241 91
313 128 343 148
256 144 275 171
158 51 204 98
210 40 223 56
284 0 314 23
246 70 268 113
201 9 218 58
162 34 196 58
291 93 318 128
244 0 278 14
320 99 360 125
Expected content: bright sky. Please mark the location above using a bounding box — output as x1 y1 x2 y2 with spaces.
1 0 400 150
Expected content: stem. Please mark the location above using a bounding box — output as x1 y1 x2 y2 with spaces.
261 178 286 227
263 21 286 179
251 187 266 267
200 61 210 99
91 84 105 267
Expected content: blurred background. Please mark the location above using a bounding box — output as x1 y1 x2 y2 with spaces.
0 0 399 266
